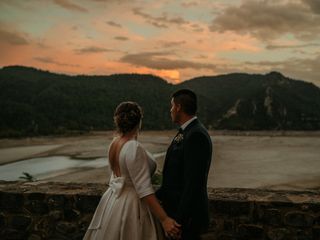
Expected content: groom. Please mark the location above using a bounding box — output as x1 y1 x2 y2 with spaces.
156 89 212 240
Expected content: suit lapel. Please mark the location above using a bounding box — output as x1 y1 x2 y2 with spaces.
163 119 199 174
163 130 180 174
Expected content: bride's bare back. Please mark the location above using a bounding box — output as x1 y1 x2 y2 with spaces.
108 137 131 177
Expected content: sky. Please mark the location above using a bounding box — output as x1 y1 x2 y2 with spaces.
0 0 320 85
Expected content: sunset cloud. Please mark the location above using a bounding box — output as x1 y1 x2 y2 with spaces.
181 2 199 8
34 56 80 68
106 21 122 28
52 0 88 13
114 36 129 41
74 46 115 54
210 0 320 40
0 29 28 45
158 40 186 48
266 43 320 50
120 52 216 70
132 8 189 28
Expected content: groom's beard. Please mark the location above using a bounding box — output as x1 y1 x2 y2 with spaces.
171 113 181 124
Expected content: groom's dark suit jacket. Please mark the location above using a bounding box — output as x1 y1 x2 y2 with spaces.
156 118 212 234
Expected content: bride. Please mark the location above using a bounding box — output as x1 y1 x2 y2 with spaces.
83 101 181 240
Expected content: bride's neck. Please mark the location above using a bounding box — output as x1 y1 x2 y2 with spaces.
121 129 138 140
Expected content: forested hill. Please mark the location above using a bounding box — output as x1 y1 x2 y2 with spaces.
181 72 320 130
0 66 320 137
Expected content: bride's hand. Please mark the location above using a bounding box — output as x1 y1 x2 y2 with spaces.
161 217 181 239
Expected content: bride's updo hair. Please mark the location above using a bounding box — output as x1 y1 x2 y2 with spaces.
114 101 143 134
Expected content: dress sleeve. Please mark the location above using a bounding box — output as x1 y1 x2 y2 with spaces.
146 150 157 175
125 141 155 198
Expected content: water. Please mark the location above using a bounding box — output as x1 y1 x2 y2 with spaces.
0 152 166 181
0 156 108 181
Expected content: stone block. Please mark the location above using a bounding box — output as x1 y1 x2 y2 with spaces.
55 221 77 234
72 232 85 240
313 226 320 239
200 232 216 240
48 233 70 240
284 211 314 227
78 214 94 232
28 233 42 240
308 203 320 214
0 213 5 228
223 219 234 232
294 229 313 240
10 215 32 230
237 216 251 224
270 201 295 209
34 217 51 232
49 210 64 221
208 217 219 231
27 192 45 201
75 195 100 213
263 209 282 226
216 233 238 240
47 195 67 210
0 228 27 240
0 192 24 212
238 224 264 240
267 228 291 240
64 209 80 221
25 199 49 214
212 200 250 216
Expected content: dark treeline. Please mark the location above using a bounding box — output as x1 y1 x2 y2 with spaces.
1 66 320 137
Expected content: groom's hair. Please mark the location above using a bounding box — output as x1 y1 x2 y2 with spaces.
172 89 197 115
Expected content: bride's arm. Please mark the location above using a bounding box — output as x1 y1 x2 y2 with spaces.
125 142 181 237
142 194 181 237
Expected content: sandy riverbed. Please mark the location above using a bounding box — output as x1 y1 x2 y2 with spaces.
0 131 319 190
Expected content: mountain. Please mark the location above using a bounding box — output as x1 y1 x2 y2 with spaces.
0 66 319 137
182 71 320 130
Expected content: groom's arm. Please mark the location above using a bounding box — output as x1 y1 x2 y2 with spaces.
176 130 210 225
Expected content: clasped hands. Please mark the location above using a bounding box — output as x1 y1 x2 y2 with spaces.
161 217 181 239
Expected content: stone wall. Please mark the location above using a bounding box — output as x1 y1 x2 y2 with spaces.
204 188 320 240
0 181 319 240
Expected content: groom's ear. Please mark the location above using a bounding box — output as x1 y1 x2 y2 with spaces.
176 103 182 112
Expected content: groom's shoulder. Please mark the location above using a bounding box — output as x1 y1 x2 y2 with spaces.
191 120 208 132
186 121 209 138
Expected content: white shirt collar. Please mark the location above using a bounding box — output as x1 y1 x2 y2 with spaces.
180 116 197 130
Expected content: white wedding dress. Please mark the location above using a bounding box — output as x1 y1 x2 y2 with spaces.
83 139 165 240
